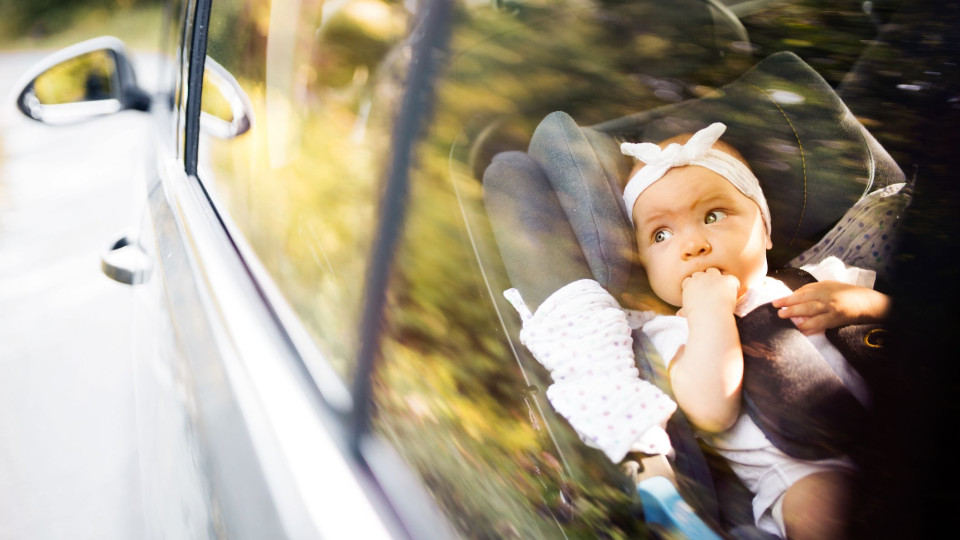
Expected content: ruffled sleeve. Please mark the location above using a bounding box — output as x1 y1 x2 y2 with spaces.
505 280 677 463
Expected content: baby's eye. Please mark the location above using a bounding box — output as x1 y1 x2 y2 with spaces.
705 210 728 224
653 229 673 243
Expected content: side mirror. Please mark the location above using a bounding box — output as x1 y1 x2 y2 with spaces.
14 36 150 125
199 56 254 139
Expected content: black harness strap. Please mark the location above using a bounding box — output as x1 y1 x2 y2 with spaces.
734 267 875 459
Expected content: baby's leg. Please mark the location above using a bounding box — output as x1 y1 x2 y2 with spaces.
781 470 852 539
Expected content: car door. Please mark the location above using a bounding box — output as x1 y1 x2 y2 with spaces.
128 0 226 537
131 0 424 537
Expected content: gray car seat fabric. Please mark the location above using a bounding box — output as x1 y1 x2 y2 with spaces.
526 114 637 298
483 151 595 310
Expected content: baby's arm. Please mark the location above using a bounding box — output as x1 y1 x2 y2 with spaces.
669 268 743 433
772 280 890 335
509 280 677 463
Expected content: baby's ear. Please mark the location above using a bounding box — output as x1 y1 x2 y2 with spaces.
766 235 773 250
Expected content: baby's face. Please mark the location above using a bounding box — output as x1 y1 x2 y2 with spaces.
631 164 771 307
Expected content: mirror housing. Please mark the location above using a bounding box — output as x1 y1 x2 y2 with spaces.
14 36 150 125
199 56 254 139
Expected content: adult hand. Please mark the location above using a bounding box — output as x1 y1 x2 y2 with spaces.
772 280 890 334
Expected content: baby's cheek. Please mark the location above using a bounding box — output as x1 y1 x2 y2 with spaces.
649 274 681 307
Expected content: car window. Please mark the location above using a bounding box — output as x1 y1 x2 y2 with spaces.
366 0 958 535
199 0 412 385
366 0 757 536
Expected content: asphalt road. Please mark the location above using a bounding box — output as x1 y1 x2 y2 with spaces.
0 49 157 540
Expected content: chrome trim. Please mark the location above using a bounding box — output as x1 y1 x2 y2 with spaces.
101 232 153 285
31 100 124 124
198 56 255 139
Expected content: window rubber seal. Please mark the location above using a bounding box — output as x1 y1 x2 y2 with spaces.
349 0 454 450
183 0 211 176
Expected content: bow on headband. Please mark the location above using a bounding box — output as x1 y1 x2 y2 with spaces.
620 122 771 237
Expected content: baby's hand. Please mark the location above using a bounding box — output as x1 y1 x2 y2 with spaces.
680 268 740 317
772 280 890 335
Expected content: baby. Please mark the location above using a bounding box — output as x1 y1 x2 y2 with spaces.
619 123 888 539
508 122 890 539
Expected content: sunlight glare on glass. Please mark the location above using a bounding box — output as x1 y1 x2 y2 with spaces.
767 89 805 104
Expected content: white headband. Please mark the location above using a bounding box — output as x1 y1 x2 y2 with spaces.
620 122 771 237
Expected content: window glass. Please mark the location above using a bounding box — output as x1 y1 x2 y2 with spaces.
369 0 755 536
200 0 412 384
369 0 956 536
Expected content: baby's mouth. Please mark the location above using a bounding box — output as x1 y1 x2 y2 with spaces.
686 266 723 280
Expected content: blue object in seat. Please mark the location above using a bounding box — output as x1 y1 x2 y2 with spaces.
637 476 722 540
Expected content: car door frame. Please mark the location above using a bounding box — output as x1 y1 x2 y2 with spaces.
142 0 459 538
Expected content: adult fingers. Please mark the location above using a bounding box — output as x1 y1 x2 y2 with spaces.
776 300 826 319
795 313 838 335
772 284 827 307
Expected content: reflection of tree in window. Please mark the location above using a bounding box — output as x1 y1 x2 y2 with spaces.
201 0 412 384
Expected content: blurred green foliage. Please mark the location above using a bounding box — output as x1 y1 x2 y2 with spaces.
740 0 877 86
0 0 162 38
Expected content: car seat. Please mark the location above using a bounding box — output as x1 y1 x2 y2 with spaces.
481 51 909 538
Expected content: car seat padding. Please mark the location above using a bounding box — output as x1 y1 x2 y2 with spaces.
594 51 907 268
483 151 595 311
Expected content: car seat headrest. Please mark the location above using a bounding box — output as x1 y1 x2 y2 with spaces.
483 151 598 310
526 112 636 296
511 52 907 303
596 51 907 267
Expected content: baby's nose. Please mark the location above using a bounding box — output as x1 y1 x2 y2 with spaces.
682 234 711 258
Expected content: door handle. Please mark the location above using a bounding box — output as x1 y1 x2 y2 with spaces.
101 233 152 285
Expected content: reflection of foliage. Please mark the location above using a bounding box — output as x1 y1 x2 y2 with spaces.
205 0 410 382
206 0 269 83
436 0 754 137
316 0 408 89
210 82 386 378
34 50 116 104
739 0 877 86
0 0 162 38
